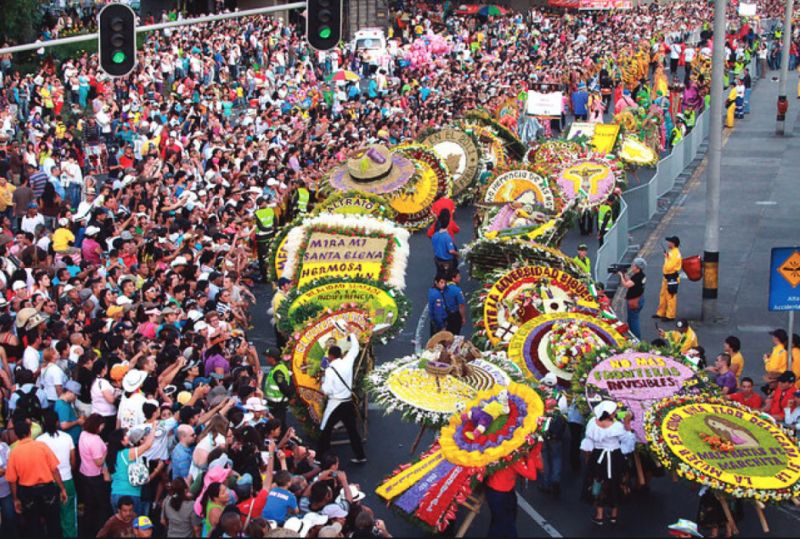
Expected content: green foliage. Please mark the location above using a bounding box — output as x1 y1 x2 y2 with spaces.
0 0 43 45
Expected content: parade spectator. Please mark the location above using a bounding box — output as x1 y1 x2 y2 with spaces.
728 377 763 409
722 335 744 383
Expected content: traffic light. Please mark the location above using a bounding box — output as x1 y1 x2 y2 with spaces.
98 3 136 77
306 0 342 51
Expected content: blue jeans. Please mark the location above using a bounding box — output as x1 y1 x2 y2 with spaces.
0 493 17 538
110 493 143 517
628 296 644 339
744 87 752 113
485 486 518 538
542 440 563 487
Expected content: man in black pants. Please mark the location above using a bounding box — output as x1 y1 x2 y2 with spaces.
317 323 368 464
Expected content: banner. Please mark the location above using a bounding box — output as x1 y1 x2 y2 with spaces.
567 123 620 154
298 232 389 286
526 92 563 117
579 0 632 9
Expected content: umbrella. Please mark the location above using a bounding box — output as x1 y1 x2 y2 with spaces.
326 70 360 82
478 5 504 16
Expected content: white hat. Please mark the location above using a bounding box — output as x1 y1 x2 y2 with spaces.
58 218 69 227
187 309 204 322
116 296 133 306
194 321 209 332
244 396 268 412
266 178 279 187
122 369 148 393
667 519 703 538
541 373 558 388
171 256 188 267
593 400 618 420
85 226 101 237
336 484 366 503
11 281 27 292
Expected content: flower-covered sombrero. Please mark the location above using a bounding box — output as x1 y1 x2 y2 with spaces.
327 144 417 195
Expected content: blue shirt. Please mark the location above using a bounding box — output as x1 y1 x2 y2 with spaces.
427 287 448 329
571 90 589 116
171 442 193 480
443 283 465 314
54 399 80 446
261 486 298 525
431 230 456 261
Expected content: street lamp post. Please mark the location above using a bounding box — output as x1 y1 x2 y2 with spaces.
702 0 727 319
776 0 795 135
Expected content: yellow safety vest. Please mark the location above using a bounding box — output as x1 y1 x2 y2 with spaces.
573 255 591 275
297 188 310 213
254 207 275 239
598 204 613 231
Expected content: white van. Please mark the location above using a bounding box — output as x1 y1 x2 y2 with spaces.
351 28 390 66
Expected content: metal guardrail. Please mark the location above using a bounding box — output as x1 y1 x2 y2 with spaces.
596 55 759 284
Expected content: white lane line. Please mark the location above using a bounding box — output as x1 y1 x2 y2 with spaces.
775 505 800 522
414 305 429 355
516 492 563 538
755 201 778 205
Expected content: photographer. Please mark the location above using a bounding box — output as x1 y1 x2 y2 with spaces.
618 258 647 339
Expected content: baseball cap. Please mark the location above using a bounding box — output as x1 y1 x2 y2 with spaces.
133 516 153 530
779 371 796 384
64 380 81 394
321 503 348 519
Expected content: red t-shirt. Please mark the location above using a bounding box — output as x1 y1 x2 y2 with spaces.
728 392 763 410
768 387 793 421
237 489 268 525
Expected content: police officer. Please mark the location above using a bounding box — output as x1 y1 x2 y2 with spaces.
597 200 614 247
262 347 293 431
573 244 591 275
254 197 276 282
291 181 311 218
655 235 682 321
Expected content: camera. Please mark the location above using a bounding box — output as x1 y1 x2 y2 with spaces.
607 263 631 274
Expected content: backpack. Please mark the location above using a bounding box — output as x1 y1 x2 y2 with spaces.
14 388 42 422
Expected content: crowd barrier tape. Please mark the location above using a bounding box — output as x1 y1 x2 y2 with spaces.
594 54 758 284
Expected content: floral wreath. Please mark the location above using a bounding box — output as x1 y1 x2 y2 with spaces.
386 144 451 230
463 109 527 160
280 213 410 290
644 395 800 502
570 343 718 415
460 122 508 174
276 275 411 344
526 139 583 177
468 263 609 350
479 162 565 213
417 126 484 204
365 351 526 427
462 238 588 283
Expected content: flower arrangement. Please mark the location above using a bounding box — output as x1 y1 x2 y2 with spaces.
527 139 583 176
554 159 620 210
276 276 411 344
644 394 800 502
280 213 410 290
548 320 605 369
365 351 526 427
461 122 508 174
418 126 484 204
463 109 527 160
462 238 588 283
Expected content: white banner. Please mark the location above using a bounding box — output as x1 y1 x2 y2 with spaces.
526 91 563 117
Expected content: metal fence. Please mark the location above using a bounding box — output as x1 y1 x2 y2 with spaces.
594 55 757 284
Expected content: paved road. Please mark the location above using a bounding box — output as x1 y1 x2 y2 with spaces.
247 67 800 537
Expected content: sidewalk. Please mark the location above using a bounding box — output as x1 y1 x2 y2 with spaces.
628 69 800 380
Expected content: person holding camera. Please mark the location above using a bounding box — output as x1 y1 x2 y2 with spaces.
618 258 646 339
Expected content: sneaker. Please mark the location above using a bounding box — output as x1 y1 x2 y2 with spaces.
350 457 368 464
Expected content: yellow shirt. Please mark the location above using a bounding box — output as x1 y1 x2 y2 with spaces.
271 290 287 323
0 182 15 211
765 344 788 374
792 348 800 387
52 227 75 252
666 327 698 354
730 351 744 382
663 247 682 277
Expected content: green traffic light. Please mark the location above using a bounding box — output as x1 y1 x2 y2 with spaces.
112 51 127 64
319 26 332 39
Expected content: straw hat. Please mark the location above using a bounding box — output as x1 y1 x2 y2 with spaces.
328 144 416 195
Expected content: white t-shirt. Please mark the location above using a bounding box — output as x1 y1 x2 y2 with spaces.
118 392 147 430
39 431 75 481
91 378 117 417
22 346 41 372
143 417 178 461
41 363 68 401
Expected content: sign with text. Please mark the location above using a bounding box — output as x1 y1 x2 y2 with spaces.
298 232 389 286
566 123 620 154
526 91 563 117
769 247 800 311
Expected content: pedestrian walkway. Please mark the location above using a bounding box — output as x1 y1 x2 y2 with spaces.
626 68 800 380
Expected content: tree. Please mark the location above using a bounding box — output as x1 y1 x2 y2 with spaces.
0 0 43 45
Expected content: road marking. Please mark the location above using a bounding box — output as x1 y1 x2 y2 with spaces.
775 505 800 523
516 492 563 538
755 200 778 205
414 305 429 355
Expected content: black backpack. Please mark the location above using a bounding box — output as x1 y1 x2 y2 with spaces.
14 388 42 422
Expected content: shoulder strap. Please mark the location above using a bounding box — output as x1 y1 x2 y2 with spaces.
329 364 352 395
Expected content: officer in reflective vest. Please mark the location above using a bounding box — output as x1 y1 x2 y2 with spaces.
597 201 614 247
573 243 591 275
655 235 682 321
294 184 310 216
254 197 276 281
262 347 293 431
